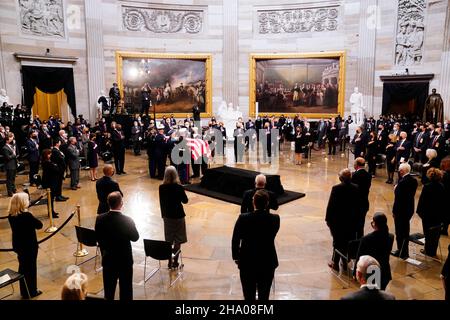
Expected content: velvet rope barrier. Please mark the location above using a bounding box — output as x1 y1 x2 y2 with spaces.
0 193 45 220
0 211 76 252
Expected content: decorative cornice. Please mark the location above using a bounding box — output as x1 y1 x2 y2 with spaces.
379 74 434 82
14 52 78 63
122 5 204 34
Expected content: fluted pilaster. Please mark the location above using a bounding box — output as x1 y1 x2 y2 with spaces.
356 0 378 116
439 2 450 120
85 0 105 122
223 0 239 106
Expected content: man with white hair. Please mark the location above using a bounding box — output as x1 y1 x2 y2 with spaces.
240 174 279 213
394 131 411 165
341 255 395 300
392 163 418 259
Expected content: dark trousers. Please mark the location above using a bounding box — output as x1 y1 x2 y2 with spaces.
328 142 336 155
332 238 349 268
70 168 79 188
133 141 141 155
102 264 133 300
395 218 410 257
423 222 441 256
149 157 156 178
6 168 16 195
239 268 274 301
54 178 63 197
114 148 125 173
367 155 377 175
29 161 39 185
192 159 207 177
445 278 450 301
156 156 166 178
177 163 190 184
17 250 38 297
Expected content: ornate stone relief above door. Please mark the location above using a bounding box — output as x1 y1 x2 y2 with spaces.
394 0 426 66
18 0 65 38
122 4 204 34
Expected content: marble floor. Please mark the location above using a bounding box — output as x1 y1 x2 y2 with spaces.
0 143 448 300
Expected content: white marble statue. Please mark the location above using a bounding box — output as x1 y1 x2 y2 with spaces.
349 87 364 125
216 101 243 140
0 88 10 106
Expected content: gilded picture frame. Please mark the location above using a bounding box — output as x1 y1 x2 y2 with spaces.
249 51 346 119
115 51 212 118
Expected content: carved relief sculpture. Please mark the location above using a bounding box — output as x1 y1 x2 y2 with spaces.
122 6 203 34
19 0 65 38
257 6 339 34
395 0 426 66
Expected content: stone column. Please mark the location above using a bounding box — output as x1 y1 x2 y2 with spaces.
222 0 239 107
0 32 6 91
356 0 378 116
439 2 450 120
85 0 105 122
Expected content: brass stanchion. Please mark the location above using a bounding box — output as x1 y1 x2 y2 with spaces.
73 204 89 257
45 188 57 233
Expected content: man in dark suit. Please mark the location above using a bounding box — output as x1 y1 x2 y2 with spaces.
95 192 139 300
241 174 279 213
96 165 123 214
2 132 18 196
232 190 280 301
392 163 418 259
26 131 40 186
351 158 372 238
412 124 428 163
429 127 446 164
110 122 126 174
341 255 395 300
352 126 367 158
51 139 69 202
355 213 394 290
394 131 411 165
326 168 361 271
66 137 81 190
441 244 450 301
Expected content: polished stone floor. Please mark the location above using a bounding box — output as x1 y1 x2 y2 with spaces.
0 143 448 300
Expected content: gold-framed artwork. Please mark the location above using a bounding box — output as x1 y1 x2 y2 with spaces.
115 51 212 118
249 51 346 119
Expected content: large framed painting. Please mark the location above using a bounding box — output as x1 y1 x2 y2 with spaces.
115 52 212 117
249 51 345 118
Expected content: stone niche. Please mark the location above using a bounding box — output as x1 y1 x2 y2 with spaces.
394 0 426 66
18 0 66 38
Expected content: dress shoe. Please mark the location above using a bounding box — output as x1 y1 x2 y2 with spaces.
328 262 339 272
55 196 68 202
71 187 78 190
121 171 127 174
61 195 69 200
31 290 43 298
116 172 122 175
420 249 436 257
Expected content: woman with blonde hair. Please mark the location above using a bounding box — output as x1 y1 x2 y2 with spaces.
7 192 43 298
61 273 88 300
159 166 188 269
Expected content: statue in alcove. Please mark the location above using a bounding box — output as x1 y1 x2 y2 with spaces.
423 88 444 124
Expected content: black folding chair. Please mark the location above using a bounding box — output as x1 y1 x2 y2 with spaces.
406 225 444 265
143 239 183 287
74 226 100 272
0 268 30 300
332 238 361 288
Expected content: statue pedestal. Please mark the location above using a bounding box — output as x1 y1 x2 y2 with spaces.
348 123 358 139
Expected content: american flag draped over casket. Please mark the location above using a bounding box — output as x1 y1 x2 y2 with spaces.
185 138 211 161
